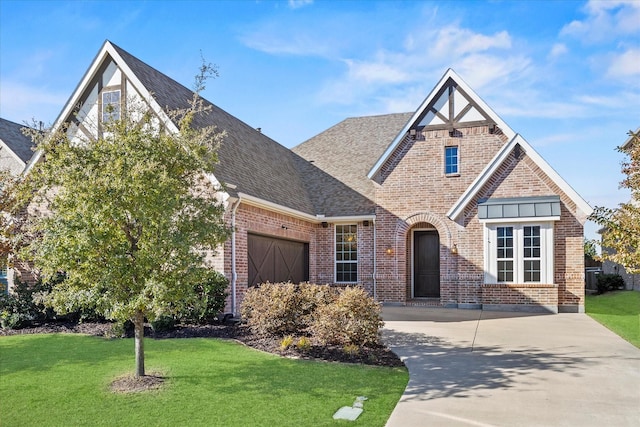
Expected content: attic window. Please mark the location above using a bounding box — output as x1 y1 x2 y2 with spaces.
102 90 121 122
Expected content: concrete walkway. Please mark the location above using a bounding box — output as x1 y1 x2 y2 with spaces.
382 306 640 427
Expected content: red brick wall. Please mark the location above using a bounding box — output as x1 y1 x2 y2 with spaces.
370 125 587 312
222 203 375 313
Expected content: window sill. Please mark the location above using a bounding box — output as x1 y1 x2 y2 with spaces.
445 173 460 178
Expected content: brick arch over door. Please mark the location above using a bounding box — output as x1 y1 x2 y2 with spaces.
395 212 452 248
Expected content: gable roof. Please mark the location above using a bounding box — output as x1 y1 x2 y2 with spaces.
622 127 639 149
293 112 413 201
27 40 375 219
446 134 593 220
0 117 36 165
368 69 515 179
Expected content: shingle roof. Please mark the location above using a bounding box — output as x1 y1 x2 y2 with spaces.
112 43 323 215
0 117 36 164
108 42 380 217
292 113 413 201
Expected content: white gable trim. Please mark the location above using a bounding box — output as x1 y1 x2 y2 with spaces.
367 68 515 180
25 40 178 175
447 134 593 220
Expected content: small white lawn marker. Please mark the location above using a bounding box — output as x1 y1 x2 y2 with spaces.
333 396 368 421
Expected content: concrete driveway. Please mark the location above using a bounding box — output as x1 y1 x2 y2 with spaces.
382 306 640 427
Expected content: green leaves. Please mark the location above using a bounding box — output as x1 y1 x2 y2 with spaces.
590 130 640 274
16 95 230 323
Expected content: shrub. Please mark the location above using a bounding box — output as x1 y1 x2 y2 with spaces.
150 315 176 332
343 344 360 356
0 274 105 329
280 335 294 350
296 336 311 352
0 277 56 329
310 286 383 347
596 274 625 294
183 270 229 324
241 282 300 336
240 282 336 336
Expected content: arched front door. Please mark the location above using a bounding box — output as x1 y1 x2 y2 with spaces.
413 230 440 297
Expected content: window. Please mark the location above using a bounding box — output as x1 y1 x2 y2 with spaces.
102 90 121 122
0 265 8 294
496 227 514 282
445 146 459 175
523 226 541 282
484 223 553 284
335 224 357 283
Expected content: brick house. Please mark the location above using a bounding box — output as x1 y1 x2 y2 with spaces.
0 118 37 292
15 41 592 313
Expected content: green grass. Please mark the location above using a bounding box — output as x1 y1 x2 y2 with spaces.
586 290 640 348
0 335 408 426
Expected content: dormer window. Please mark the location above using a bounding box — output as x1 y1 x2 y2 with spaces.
102 90 121 122
445 146 459 175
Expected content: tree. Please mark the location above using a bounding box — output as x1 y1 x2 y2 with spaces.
590 130 640 274
5 71 230 377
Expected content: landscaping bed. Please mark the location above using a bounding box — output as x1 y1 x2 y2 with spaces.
0 320 405 368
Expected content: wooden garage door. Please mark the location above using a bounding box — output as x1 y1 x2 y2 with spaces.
248 234 309 286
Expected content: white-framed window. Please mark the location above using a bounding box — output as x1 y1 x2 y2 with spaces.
335 224 357 283
483 222 553 284
445 146 459 175
0 265 8 294
102 90 121 122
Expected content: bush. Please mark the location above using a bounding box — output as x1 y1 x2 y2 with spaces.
0 278 56 329
596 274 625 294
182 270 229 324
310 286 383 347
241 282 336 336
150 315 176 332
0 274 105 329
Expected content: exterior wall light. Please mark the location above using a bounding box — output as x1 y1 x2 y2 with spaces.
451 244 458 255
385 247 394 256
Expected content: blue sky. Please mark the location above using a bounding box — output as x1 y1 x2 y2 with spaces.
1 0 639 240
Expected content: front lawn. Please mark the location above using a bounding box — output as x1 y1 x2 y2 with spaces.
0 334 408 426
585 290 640 348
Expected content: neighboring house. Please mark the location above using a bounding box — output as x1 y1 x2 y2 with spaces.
601 129 640 291
19 40 593 313
0 118 35 176
0 118 37 292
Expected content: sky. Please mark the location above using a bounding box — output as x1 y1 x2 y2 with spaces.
1 0 639 241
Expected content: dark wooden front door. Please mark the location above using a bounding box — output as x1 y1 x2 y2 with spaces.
248 234 309 286
413 230 440 297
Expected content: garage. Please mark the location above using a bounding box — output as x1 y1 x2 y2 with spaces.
248 234 309 286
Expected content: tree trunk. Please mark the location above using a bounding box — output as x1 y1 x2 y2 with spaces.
134 310 145 377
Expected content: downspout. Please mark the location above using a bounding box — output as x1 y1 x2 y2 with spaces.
230 196 241 316
373 219 377 301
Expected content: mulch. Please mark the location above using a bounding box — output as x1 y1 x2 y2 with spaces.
1 321 405 368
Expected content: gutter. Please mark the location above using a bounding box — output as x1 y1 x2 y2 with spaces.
230 195 241 316
373 219 377 300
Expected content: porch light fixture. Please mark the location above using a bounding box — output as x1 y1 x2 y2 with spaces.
451 244 458 255
385 247 393 256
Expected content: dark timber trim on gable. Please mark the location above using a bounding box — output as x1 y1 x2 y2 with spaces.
414 77 496 132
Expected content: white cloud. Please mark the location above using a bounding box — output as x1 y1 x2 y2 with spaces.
344 58 411 85
561 0 640 42
429 27 511 58
606 48 640 79
288 0 313 9
549 43 568 59
0 82 66 124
